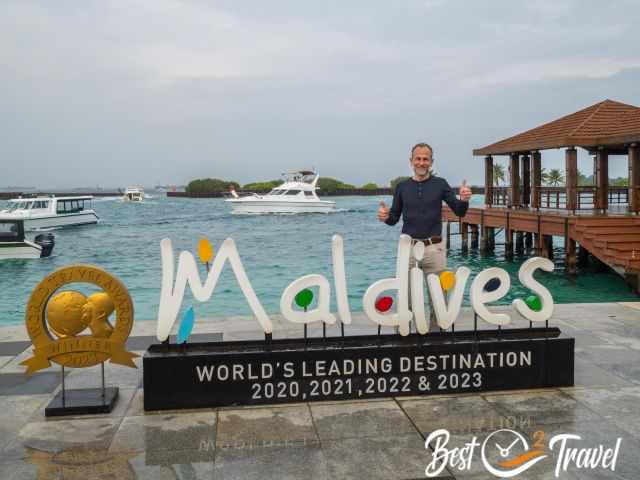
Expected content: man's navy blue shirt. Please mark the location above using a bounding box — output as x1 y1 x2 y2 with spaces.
385 176 469 238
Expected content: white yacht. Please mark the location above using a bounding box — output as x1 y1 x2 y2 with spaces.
225 171 336 214
0 220 55 259
0 196 99 230
122 186 144 202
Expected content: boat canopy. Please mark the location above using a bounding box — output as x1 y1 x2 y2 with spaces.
0 220 25 242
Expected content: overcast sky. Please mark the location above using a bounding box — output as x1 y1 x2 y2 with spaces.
2 0 639 189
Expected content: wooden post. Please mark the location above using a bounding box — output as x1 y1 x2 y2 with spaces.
566 238 577 274
515 231 524 255
509 153 520 208
470 224 479 249
595 149 609 212
525 232 533 249
565 147 578 212
504 212 512 258
480 226 489 253
446 221 451 249
505 228 513 259
629 144 640 214
542 235 553 259
461 221 468 253
485 155 494 206
521 154 531 206
578 244 589 267
488 227 495 251
624 273 640 295
532 151 541 209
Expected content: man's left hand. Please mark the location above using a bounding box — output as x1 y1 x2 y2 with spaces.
459 180 472 202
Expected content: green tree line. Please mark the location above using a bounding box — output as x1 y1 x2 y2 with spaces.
491 165 629 187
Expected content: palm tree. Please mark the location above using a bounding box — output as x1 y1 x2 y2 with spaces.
493 164 505 186
546 169 564 186
541 167 550 185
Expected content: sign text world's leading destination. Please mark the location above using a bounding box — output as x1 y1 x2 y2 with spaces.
143 331 574 410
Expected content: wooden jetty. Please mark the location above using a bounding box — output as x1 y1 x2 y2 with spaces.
442 99 640 293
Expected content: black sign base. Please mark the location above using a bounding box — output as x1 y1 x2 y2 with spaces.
143 328 574 411
45 387 119 417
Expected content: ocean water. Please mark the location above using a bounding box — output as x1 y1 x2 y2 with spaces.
0 195 637 326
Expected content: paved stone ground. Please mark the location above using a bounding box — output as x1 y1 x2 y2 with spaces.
0 302 639 479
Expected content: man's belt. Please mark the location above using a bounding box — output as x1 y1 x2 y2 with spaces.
412 236 442 245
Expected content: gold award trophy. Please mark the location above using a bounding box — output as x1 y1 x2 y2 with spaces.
21 265 138 416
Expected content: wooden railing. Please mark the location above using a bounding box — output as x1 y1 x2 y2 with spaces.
487 186 629 210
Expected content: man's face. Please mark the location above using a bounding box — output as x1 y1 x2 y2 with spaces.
410 146 433 177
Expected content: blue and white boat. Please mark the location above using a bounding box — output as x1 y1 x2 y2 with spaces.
0 219 55 259
0 195 99 230
225 171 335 214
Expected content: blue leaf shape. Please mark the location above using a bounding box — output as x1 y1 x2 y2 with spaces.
177 307 195 344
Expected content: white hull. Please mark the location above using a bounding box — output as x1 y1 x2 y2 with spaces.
0 242 42 259
0 212 99 230
226 200 335 214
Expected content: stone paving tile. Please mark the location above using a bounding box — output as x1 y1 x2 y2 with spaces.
216 404 317 448
620 302 640 311
0 348 35 374
399 395 516 436
0 341 30 357
564 386 640 440
515 419 640 480
310 400 417 441
483 390 604 428
214 441 330 480
572 355 634 389
322 432 451 479
27 387 137 423
109 411 217 454
575 347 640 385
63 355 143 389
0 372 62 396
130 449 214 479
0 356 14 369
2 417 122 461
0 458 60 480
124 388 217 417
0 394 51 452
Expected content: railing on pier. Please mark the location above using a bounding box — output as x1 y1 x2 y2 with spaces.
487 186 629 210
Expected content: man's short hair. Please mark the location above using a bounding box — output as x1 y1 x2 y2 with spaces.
410 142 433 158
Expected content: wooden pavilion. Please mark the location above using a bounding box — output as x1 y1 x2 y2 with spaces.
441 99 640 293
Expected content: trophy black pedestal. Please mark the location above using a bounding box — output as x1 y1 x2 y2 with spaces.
45 387 119 417
44 363 119 417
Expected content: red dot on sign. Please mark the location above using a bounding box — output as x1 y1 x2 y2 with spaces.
375 296 393 313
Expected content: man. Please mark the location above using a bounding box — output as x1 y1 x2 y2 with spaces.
377 142 472 330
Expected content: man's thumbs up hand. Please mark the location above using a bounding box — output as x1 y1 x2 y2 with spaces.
377 200 390 222
459 179 472 202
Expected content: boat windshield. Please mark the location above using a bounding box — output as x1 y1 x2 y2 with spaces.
268 189 285 195
0 222 20 239
8 201 32 211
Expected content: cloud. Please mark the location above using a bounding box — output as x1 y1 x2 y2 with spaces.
0 0 639 188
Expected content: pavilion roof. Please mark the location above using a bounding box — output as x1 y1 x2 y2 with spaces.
473 99 640 156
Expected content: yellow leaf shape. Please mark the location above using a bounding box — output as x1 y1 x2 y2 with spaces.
197 238 214 263
439 271 456 291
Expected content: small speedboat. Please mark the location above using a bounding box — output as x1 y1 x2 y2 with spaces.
0 219 55 259
122 186 144 202
0 195 99 230
225 171 336 214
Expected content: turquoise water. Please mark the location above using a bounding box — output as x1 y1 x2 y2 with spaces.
0 195 637 326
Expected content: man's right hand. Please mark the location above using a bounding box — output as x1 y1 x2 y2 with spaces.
377 200 390 222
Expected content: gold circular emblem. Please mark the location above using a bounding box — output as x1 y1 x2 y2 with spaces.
21 265 138 374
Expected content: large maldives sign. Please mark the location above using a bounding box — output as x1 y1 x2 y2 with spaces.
143 234 573 411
